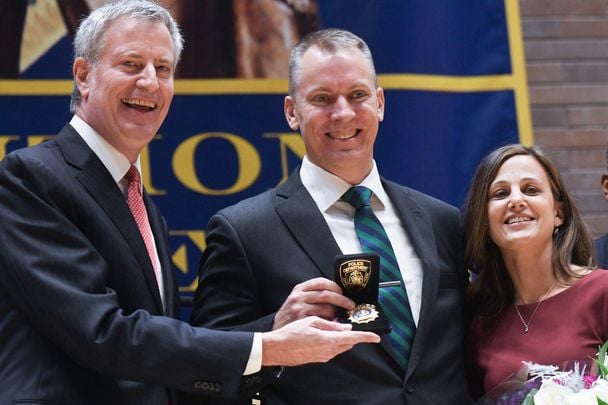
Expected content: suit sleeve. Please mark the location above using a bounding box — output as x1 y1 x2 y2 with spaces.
0 151 258 398
190 212 276 332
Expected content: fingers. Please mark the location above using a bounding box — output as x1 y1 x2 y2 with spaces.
314 319 381 358
294 278 355 308
309 317 381 344
292 277 343 294
273 302 336 330
261 316 380 367
337 331 382 345
273 278 355 329
308 317 353 331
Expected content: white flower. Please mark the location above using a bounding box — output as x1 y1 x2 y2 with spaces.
534 380 574 405
534 379 608 404
480 342 608 404
593 379 608 401
566 387 598 404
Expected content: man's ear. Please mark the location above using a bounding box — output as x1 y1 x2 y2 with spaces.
73 57 91 100
601 174 608 201
376 87 385 122
284 96 299 131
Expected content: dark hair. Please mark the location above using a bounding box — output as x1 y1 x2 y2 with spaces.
464 144 595 316
287 28 376 98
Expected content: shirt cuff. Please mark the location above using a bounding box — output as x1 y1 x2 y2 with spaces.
243 332 262 375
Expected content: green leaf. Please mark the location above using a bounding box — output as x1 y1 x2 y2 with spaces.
522 388 537 405
597 397 608 405
595 340 608 379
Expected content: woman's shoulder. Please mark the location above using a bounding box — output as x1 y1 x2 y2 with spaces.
565 269 608 297
579 268 608 282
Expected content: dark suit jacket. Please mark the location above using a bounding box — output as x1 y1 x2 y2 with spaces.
596 234 608 270
190 170 472 404
0 125 265 404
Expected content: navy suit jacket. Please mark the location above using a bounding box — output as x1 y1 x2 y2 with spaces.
190 170 472 404
0 125 264 404
595 234 608 270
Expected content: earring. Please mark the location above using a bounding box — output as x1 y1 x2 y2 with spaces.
553 226 559 236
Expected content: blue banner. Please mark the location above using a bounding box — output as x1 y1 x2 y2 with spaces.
0 0 531 304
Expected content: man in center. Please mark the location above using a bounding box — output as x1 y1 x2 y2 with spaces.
190 28 471 404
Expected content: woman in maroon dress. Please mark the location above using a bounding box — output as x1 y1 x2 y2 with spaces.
463 144 607 400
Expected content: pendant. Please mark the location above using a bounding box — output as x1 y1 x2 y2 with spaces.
524 325 529 333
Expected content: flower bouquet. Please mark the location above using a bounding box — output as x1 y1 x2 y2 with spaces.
476 341 608 404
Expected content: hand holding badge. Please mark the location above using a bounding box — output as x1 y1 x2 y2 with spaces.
334 253 391 334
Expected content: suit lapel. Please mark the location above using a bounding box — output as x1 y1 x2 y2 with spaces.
383 180 440 379
56 125 165 313
144 192 176 316
274 171 342 279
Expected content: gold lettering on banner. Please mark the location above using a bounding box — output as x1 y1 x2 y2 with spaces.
140 135 166 196
27 135 54 147
263 132 304 185
170 230 206 292
173 132 261 195
0 135 20 160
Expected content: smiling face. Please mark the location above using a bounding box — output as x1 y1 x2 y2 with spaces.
73 17 175 162
487 155 564 257
284 45 384 184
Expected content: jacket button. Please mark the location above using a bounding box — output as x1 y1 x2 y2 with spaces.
405 383 414 393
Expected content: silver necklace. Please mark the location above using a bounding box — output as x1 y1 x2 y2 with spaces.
513 280 557 333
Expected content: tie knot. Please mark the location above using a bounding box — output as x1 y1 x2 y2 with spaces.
341 186 373 210
124 165 141 185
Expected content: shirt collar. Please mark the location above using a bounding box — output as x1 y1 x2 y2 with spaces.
299 155 389 212
70 115 142 184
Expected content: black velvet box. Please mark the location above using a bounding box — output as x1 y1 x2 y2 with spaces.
334 253 391 334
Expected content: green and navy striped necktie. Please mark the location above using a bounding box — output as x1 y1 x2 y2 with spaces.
342 186 416 370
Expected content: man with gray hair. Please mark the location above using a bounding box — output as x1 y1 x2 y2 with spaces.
0 4 379 404
191 28 472 403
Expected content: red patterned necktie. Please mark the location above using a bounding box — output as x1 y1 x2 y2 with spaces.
124 165 163 293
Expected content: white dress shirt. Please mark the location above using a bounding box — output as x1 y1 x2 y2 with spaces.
300 156 423 325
